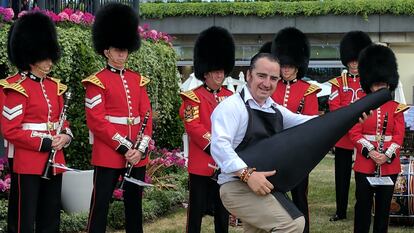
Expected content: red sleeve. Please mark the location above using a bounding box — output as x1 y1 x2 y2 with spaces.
349 122 374 157
84 83 130 152
328 82 341 112
384 111 405 158
1 91 51 151
180 97 211 151
302 92 319 115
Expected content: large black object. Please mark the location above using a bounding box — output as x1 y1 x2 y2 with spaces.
238 89 392 192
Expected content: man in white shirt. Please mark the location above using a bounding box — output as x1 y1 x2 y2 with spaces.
211 53 314 233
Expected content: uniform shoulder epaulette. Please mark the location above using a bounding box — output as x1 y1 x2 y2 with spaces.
180 90 200 103
50 78 68 96
140 75 150 87
395 103 409 114
328 78 340 88
0 79 9 88
81 75 105 89
304 84 321 96
4 82 28 97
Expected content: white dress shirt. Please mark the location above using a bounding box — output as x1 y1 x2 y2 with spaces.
211 86 316 184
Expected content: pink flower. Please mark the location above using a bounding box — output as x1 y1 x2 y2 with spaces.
62 8 74 16
69 13 81 24
113 189 124 200
0 7 14 22
144 174 152 183
82 12 94 25
17 10 28 18
58 12 69 21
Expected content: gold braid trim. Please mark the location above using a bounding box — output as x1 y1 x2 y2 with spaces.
81 75 105 89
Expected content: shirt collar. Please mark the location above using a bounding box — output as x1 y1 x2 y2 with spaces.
28 72 43 82
106 64 126 74
282 78 298 85
204 83 221 93
242 86 277 109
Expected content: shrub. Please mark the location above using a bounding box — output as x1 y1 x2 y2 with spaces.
60 211 88 233
0 199 6 233
140 0 414 19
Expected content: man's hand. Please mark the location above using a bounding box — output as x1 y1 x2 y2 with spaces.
359 110 373 123
52 134 71 150
125 149 143 165
246 170 276 196
368 150 387 165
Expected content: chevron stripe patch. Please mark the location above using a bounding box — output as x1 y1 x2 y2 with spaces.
2 104 23 120
329 90 338 101
85 94 102 109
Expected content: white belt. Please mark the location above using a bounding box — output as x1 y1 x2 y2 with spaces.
105 116 140 125
21 122 59 131
363 134 392 142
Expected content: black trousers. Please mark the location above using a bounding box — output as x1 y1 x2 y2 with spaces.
354 172 397 233
15 173 62 233
186 174 229 233
334 147 353 217
87 166 145 233
7 158 18 233
291 175 309 233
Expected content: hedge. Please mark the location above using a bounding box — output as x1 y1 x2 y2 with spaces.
140 0 414 19
0 23 184 170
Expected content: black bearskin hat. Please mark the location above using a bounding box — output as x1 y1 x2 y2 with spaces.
193 26 235 81
271 27 310 79
92 3 140 56
258 41 272 53
9 12 60 71
340 31 372 67
358 44 398 94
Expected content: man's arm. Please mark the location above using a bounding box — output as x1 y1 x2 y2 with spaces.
210 97 247 173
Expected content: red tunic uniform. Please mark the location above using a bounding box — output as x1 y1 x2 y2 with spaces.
1 73 70 175
271 79 320 115
349 101 408 176
329 72 366 149
179 85 233 176
82 67 153 169
0 74 21 158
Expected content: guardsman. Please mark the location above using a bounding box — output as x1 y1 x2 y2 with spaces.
83 3 152 233
350 44 408 233
270 27 320 233
1 12 72 232
328 31 372 221
179 26 235 233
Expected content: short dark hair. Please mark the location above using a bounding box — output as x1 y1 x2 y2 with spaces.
249 53 279 72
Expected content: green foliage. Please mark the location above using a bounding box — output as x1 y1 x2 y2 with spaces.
60 211 88 232
0 24 183 170
140 0 414 19
0 200 6 233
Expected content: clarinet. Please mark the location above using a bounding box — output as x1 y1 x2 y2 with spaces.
118 111 150 190
41 91 72 180
296 97 305 114
375 113 388 177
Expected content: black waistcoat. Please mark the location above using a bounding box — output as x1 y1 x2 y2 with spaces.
235 89 303 219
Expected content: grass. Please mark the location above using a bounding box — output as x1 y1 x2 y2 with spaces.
138 155 413 233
